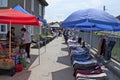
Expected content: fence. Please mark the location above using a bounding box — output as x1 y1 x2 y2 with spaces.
78 31 120 62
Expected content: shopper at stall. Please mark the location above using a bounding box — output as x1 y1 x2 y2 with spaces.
21 28 31 63
6 27 16 41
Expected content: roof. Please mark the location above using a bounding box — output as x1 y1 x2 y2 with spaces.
39 0 48 6
49 23 61 28
116 15 120 20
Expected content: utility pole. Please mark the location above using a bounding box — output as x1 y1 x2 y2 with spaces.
103 5 106 11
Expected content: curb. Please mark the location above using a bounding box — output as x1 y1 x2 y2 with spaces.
90 47 120 79
105 59 120 78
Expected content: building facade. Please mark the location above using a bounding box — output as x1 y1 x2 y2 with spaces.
0 0 48 39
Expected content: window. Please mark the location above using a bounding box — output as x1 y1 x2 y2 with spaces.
28 27 34 35
39 4 42 16
31 0 34 12
0 0 8 7
0 24 7 34
42 7 45 17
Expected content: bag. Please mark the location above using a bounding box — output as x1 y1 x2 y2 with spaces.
20 57 27 67
15 64 23 72
12 55 20 65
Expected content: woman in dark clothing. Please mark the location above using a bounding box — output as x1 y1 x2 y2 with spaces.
6 27 16 41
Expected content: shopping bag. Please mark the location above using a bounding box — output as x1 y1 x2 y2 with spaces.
20 57 27 67
15 64 23 72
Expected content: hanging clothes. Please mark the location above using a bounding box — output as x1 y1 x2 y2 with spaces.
104 37 116 60
98 36 107 56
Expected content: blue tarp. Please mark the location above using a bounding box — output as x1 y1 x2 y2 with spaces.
62 8 120 31
13 4 47 25
37 17 47 25
13 4 31 15
75 27 102 31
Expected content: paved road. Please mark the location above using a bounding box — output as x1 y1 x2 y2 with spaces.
0 37 119 80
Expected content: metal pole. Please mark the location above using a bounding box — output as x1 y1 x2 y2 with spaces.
103 5 106 11
89 26 92 53
45 25 47 52
83 31 85 42
38 26 40 64
24 0 26 28
9 21 12 57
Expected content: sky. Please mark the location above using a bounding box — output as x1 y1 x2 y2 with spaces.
45 0 120 23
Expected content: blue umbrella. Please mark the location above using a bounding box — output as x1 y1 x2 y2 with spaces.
13 4 47 25
74 27 102 31
62 8 120 31
61 8 120 55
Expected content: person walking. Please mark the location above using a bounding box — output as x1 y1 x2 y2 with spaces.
21 28 31 63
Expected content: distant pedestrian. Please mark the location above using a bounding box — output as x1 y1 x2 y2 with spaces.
56 30 59 38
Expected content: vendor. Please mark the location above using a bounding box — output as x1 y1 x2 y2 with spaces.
21 28 31 63
6 27 16 41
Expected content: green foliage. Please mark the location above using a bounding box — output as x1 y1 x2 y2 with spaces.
112 44 120 61
39 34 44 39
93 32 105 36
46 31 51 35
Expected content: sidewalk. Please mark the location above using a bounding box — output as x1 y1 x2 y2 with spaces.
0 37 119 80
28 37 74 80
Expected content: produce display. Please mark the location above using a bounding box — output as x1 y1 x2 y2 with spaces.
0 41 27 76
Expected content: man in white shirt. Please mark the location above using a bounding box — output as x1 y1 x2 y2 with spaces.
21 28 31 63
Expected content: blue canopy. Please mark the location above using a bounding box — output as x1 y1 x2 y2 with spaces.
62 8 120 31
13 4 31 15
76 27 102 31
74 21 120 31
37 17 47 25
13 4 47 25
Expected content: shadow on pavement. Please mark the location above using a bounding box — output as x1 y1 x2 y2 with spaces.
61 47 68 52
11 70 31 80
26 54 38 69
57 56 71 66
61 42 66 45
0 70 31 80
52 67 74 80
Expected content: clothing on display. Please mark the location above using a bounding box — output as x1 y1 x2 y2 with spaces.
66 37 107 80
104 41 116 60
71 54 92 62
73 63 100 70
73 59 97 65
99 38 106 56
75 69 103 75
76 72 107 79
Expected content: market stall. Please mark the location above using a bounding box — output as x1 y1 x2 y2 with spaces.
0 8 42 76
67 36 107 80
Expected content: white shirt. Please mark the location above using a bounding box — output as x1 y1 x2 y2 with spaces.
22 31 31 44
